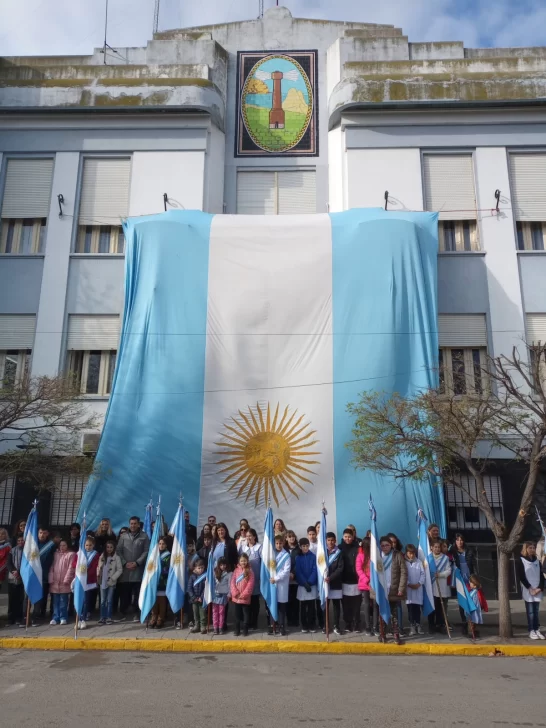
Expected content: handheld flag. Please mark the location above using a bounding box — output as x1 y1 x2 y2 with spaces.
73 513 88 618
166 502 186 614
417 508 435 617
317 507 329 610
368 497 390 625
536 506 546 543
260 506 278 622
453 566 480 623
138 499 162 623
144 496 153 540
202 539 216 609
21 501 43 605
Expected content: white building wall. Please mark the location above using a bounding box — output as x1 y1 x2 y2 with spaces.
327 127 344 212
346 148 423 211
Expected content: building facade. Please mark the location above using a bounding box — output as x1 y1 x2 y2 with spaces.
1 7 546 595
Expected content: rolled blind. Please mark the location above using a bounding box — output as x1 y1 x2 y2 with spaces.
527 314 546 344
509 154 546 221
445 474 502 507
423 154 477 221
67 315 120 350
278 171 316 214
236 171 276 214
78 158 130 226
438 314 487 347
0 315 36 348
1 158 54 218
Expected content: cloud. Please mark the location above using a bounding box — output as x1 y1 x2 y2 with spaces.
0 0 545 57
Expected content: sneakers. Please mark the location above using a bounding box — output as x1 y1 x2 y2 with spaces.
529 630 540 640
213 628 220 635
105 619 113 626
243 626 249 637
190 626 201 634
310 629 317 634
416 624 424 635
60 619 67 626
98 618 106 626
175 621 181 630
301 629 309 633
409 625 417 636
536 630 546 640
268 626 274 635
50 619 58 626
132 615 139 623
78 620 87 630
364 629 372 636
280 627 287 636
333 627 341 636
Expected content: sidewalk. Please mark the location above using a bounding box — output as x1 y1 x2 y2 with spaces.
1 595 545 656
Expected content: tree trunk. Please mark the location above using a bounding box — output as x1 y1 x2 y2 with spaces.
497 547 513 640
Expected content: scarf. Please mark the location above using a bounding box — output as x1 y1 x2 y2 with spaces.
327 548 341 566
382 552 393 571
194 572 206 585
39 540 55 558
276 549 290 570
85 549 97 565
235 571 247 585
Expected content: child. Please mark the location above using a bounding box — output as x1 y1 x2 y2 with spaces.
97 539 123 625
78 535 99 630
149 538 170 629
48 539 76 625
7 535 24 626
212 556 230 635
230 553 255 636
197 535 213 568
187 540 199 570
340 527 361 633
517 541 545 640
295 537 318 633
0 528 12 594
245 529 262 630
356 537 374 635
286 530 301 628
374 536 407 645
428 539 452 635
269 534 291 636
188 559 207 634
465 574 483 638
405 543 425 635
307 526 318 554
324 532 344 636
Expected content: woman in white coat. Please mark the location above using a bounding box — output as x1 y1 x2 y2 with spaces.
405 544 425 635
517 541 545 640
269 534 291 636
428 540 452 634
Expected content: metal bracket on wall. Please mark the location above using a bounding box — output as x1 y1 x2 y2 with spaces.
384 191 389 210
163 193 168 211
57 193 65 217
494 189 501 213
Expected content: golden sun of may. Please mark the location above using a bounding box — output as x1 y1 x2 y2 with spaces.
215 402 320 508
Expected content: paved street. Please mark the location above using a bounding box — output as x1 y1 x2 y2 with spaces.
1 650 544 727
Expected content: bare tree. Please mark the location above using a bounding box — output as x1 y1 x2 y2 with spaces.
0 374 99 491
346 343 546 639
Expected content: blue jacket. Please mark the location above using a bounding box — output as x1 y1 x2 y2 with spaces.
188 572 206 603
295 551 318 587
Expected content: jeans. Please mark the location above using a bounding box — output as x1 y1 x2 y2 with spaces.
525 601 541 632
119 582 141 616
52 593 69 622
407 603 422 625
8 583 25 624
100 586 115 620
249 595 260 629
234 603 250 631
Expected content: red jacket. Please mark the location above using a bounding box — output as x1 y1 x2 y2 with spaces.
355 550 370 591
0 541 11 584
230 565 255 604
85 550 100 589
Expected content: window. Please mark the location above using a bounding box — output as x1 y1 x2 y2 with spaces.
0 476 15 526
526 314 546 390
438 314 488 394
50 475 88 526
423 154 479 252
445 474 504 530
509 154 546 251
76 158 130 254
0 158 53 254
66 315 120 395
236 170 316 214
0 350 31 389
68 350 117 395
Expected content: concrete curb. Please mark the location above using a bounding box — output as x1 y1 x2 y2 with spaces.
1 637 546 657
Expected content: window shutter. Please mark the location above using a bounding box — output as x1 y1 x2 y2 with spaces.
438 314 487 347
50 475 87 526
527 314 546 344
423 154 477 221
277 171 316 214
67 315 120 350
236 172 276 214
78 158 131 226
509 154 546 222
445 474 502 507
1 159 54 218
0 314 36 348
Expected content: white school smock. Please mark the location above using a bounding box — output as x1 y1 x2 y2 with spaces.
273 550 291 603
433 555 452 598
521 557 543 603
297 584 318 601
405 559 425 605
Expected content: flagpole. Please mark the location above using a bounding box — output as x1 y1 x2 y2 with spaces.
468 617 476 642
74 613 79 641
435 578 452 640
25 595 31 631
325 596 329 642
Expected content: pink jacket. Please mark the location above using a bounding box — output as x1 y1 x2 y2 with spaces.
48 550 76 594
230 565 255 604
356 550 371 591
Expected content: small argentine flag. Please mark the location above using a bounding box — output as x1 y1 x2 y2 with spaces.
454 566 480 623
260 506 278 623
138 500 162 623
369 496 390 625
73 513 89 619
417 508 435 617
166 502 187 614
21 502 42 605
144 497 153 540
202 539 216 610
317 508 329 610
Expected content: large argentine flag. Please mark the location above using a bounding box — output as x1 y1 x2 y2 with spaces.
369 498 390 625
317 508 329 609
79 209 445 542
417 509 435 617
260 506 278 622
166 503 186 614
21 503 42 605
73 513 88 618
139 504 162 623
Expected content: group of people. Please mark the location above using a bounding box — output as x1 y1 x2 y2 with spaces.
1 512 545 641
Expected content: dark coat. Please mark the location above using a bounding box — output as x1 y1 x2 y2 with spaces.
185 522 197 544
388 550 408 601
340 541 359 584
188 572 206 603
326 549 344 591
451 547 477 576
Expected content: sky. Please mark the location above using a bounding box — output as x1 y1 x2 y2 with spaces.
1 0 545 57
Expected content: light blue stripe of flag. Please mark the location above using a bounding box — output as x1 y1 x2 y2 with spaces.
369 498 390 625
166 504 186 614
317 509 328 610
454 567 480 624
21 506 42 605
203 538 216 609
260 507 278 623
73 515 88 618
417 510 435 617
138 508 163 623
144 501 153 540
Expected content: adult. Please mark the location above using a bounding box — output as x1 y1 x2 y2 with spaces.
32 526 55 625
196 523 213 551
274 519 287 543
285 530 301 627
235 519 250 550
116 515 150 621
245 528 262 630
184 510 197 544
340 528 361 632
387 532 405 631
93 518 116 554
69 523 81 552
0 528 11 592
11 519 26 547
212 523 238 571
427 523 440 544
207 515 217 526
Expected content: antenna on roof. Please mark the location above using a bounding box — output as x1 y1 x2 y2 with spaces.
101 0 120 65
258 0 264 17
153 0 161 35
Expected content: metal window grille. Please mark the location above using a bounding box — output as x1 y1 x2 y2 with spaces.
50 476 88 526
445 474 504 531
0 476 15 526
